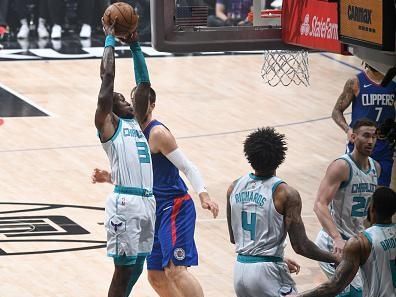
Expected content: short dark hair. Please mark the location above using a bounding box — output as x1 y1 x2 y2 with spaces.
352 118 377 132
131 86 156 104
243 127 287 177
372 187 396 219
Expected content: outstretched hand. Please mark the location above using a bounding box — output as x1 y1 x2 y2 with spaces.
118 31 139 44
199 192 219 218
102 17 117 36
333 237 346 258
91 168 111 184
285 258 300 274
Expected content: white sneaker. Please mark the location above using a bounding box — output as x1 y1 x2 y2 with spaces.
271 0 282 8
37 24 49 38
79 24 91 38
51 24 62 39
17 24 29 39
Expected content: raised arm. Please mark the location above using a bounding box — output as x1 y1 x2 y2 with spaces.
314 159 350 255
332 77 358 136
150 125 219 218
130 41 150 85
128 37 150 124
279 184 338 263
95 24 117 141
226 180 238 244
294 235 370 297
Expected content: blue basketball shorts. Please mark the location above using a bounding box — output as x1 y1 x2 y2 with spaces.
147 194 198 270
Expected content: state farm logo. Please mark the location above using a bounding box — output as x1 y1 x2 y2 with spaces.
300 13 339 40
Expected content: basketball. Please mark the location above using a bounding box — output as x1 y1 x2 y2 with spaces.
103 2 139 37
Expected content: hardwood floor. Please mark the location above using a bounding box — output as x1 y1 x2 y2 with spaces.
0 52 388 296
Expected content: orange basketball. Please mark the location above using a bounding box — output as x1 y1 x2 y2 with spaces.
103 2 139 37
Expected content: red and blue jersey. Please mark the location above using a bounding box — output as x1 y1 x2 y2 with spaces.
350 72 396 128
143 120 188 199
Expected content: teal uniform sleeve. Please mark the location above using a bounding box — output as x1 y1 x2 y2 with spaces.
130 42 150 84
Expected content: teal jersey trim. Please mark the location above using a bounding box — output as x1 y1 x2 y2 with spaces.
249 173 272 181
114 185 153 197
272 180 284 194
130 42 150 84
99 118 122 143
347 153 372 175
337 157 353 188
111 119 122 142
362 230 373 245
237 254 283 263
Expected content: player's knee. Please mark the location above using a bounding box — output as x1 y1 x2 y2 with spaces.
164 263 186 281
148 270 168 289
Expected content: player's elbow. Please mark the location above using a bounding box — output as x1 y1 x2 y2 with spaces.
326 280 347 296
313 200 324 217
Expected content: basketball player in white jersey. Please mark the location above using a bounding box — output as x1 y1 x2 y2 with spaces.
314 118 380 296
227 127 339 297
96 22 155 297
289 187 396 297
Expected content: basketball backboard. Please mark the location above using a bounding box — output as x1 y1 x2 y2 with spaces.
150 0 292 53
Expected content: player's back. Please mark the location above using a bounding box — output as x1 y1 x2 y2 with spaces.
362 224 396 297
332 154 378 239
230 173 286 257
230 174 296 297
102 118 153 190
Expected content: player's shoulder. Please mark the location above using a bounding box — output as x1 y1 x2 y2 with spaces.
330 157 351 170
325 157 351 182
275 182 300 203
150 123 172 138
345 75 359 93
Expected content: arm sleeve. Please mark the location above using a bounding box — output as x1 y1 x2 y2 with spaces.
165 148 207 194
130 41 150 84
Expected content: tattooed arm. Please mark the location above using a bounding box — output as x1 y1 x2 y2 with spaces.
332 77 358 134
95 22 118 142
294 235 370 297
276 183 338 263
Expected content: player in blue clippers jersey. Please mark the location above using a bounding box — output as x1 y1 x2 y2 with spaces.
92 34 219 297
332 63 396 186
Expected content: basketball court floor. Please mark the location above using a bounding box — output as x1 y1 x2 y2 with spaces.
0 48 387 296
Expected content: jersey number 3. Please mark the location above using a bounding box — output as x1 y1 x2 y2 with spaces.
241 211 256 240
136 142 150 163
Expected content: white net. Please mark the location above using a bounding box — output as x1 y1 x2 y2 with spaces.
261 50 310 87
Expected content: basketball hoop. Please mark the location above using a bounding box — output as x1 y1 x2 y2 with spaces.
261 50 310 87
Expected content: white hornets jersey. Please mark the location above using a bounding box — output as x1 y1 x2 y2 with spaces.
230 174 286 257
102 118 153 190
332 154 378 238
361 224 396 297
